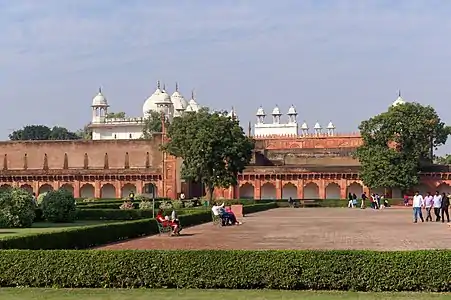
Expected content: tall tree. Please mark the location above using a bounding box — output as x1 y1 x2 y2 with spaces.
9 125 81 141
142 110 169 139
76 125 92 140
162 108 254 200
355 102 450 191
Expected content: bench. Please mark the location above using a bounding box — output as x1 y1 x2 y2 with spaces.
157 221 173 236
300 199 321 208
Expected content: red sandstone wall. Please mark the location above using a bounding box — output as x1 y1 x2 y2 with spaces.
0 138 163 171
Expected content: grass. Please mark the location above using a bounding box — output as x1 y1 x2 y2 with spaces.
0 289 449 300
0 221 113 237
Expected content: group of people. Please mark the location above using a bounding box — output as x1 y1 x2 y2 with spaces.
156 209 182 236
211 202 242 226
347 192 389 209
412 191 450 223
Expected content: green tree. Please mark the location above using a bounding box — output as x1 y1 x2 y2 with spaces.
0 188 35 228
355 102 450 191
9 125 81 140
434 154 451 165
162 108 254 200
142 110 169 139
76 124 92 140
106 111 126 119
41 189 77 223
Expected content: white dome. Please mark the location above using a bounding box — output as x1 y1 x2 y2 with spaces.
301 121 309 130
287 105 297 115
314 122 322 130
185 105 195 112
327 121 335 129
256 106 266 116
156 90 172 105
272 106 281 115
392 90 406 107
171 85 188 115
142 83 162 116
92 88 108 106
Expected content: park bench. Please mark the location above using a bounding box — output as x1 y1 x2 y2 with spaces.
157 221 173 236
300 199 321 208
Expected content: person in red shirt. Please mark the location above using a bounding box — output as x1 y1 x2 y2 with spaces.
156 209 181 235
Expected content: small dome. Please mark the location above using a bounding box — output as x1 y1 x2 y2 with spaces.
92 88 108 106
272 106 281 115
301 121 309 130
187 91 200 112
156 90 172 105
185 105 195 112
392 90 406 107
314 122 322 130
287 105 297 115
227 107 238 120
142 82 163 116
327 121 335 129
256 106 266 116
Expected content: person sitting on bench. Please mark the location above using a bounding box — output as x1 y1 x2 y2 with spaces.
156 209 181 235
212 203 240 226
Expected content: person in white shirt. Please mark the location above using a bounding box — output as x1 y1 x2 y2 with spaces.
424 192 433 222
211 203 224 217
412 191 424 223
433 191 442 222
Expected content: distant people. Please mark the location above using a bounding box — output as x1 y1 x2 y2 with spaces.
288 197 295 207
383 195 389 208
32 192 37 207
403 194 410 206
129 191 135 201
442 193 450 223
156 209 181 235
180 193 185 200
375 194 381 209
212 202 240 226
348 193 354 208
433 191 442 222
361 192 367 209
424 192 433 222
412 191 424 223
352 193 358 207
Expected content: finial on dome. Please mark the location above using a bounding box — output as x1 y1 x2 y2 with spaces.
191 89 195 99
157 80 161 89
163 83 166 91
98 86 102 93
175 82 178 92
398 89 401 97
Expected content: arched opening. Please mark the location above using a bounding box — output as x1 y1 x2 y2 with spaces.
325 182 341 199
304 182 319 199
38 184 53 194
60 183 74 196
437 183 451 195
20 184 33 194
0 184 12 191
143 183 158 198
101 183 116 199
261 182 276 199
121 183 137 198
282 183 297 199
80 183 95 198
239 183 254 199
347 182 363 197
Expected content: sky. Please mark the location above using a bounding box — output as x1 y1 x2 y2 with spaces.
1 0 451 154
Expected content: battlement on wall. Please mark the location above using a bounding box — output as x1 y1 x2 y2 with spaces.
0 138 164 171
253 133 363 150
252 132 361 139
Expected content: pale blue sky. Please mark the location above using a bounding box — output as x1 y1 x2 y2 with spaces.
1 0 451 153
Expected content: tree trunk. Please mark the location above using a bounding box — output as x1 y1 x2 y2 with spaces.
205 184 215 203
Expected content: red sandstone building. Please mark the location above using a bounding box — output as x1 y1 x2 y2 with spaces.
0 132 449 200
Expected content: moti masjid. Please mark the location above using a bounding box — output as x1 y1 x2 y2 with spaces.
0 84 449 200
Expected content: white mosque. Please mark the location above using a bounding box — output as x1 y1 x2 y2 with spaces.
89 84 406 140
89 82 202 140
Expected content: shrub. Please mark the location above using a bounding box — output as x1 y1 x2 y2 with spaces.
159 200 172 210
135 194 151 201
138 201 153 210
0 188 35 228
82 198 97 203
184 200 195 208
172 200 183 209
119 201 134 210
41 190 77 223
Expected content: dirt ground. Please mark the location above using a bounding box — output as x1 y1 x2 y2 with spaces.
98 208 451 251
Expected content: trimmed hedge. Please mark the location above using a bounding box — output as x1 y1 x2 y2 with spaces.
76 208 205 220
0 249 450 291
0 202 276 250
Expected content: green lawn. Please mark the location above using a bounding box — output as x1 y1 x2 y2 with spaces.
0 221 113 238
0 289 450 300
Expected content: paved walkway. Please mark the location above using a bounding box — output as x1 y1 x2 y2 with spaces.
98 207 451 251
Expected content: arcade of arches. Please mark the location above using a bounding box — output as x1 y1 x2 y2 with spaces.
214 179 451 200
0 181 159 199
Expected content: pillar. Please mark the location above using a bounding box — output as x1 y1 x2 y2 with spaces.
318 180 326 199
297 179 304 199
276 179 282 199
340 179 347 199
234 185 240 199
136 180 143 194
73 181 80 198
254 179 261 200
115 181 121 198
94 181 101 198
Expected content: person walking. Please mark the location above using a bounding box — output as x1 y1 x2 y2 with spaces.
441 192 450 223
433 191 442 222
424 192 433 222
361 192 367 209
412 191 424 223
